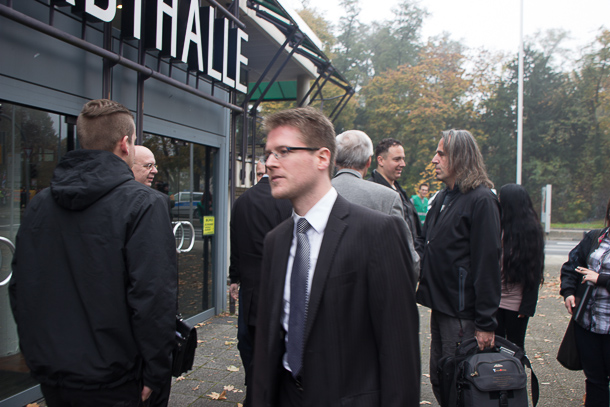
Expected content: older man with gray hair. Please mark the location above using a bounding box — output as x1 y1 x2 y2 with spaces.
332 129 419 276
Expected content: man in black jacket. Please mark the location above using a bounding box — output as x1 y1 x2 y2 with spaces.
229 158 292 406
415 129 501 404
10 99 177 407
369 138 422 239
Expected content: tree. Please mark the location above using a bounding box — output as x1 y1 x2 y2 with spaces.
367 0 427 77
297 6 335 56
361 37 472 189
333 0 371 88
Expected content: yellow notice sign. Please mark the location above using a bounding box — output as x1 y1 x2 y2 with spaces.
203 216 215 236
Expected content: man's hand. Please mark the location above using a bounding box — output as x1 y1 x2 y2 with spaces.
475 330 495 350
565 295 576 314
230 283 239 301
141 385 152 401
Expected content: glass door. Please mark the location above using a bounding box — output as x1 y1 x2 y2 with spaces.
0 102 71 403
142 134 217 318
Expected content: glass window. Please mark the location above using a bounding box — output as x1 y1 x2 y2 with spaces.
0 102 71 401
143 134 217 318
0 104 218 403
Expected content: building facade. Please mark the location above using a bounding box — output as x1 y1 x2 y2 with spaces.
0 0 351 405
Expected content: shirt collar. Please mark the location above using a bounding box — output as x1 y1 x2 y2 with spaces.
292 187 338 235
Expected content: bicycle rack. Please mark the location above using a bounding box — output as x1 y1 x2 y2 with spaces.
0 236 15 286
173 221 196 253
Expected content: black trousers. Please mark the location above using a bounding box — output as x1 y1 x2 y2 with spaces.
495 307 530 351
574 322 610 407
237 291 256 407
41 380 145 407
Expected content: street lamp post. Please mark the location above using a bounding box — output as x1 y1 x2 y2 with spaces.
516 0 524 185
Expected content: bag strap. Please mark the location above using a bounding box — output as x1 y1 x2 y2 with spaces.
459 336 540 406
520 354 539 406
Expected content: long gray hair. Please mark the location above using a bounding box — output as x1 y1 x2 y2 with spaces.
442 129 493 193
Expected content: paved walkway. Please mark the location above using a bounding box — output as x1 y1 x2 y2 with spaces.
167 253 586 406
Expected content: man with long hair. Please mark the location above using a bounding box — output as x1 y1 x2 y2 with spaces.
415 129 501 404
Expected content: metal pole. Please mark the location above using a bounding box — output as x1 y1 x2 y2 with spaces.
516 0 524 185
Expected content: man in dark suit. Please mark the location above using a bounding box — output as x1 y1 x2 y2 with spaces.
229 158 292 406
252 107 420 406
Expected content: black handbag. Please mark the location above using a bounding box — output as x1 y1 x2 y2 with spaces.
557 318 581 371
556 280 593 371
172 316 197 377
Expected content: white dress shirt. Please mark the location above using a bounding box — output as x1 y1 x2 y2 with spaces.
282 187 338 371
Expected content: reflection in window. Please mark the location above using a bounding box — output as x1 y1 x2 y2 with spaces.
142 134 216 318
0 102 72 402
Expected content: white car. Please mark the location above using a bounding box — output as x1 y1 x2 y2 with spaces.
171 191 203 218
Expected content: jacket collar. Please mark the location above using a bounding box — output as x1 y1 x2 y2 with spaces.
334 168 362 179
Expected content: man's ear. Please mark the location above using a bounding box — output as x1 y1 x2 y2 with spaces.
317 148 332 171
361 156 372 177
117 135 130 158
376 154 384 167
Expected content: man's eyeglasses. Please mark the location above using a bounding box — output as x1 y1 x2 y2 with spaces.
264 146 320 161
139 163 158 171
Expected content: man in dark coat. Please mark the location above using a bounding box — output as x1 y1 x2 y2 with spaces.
252 107 420 406
10 99 177 407
229 159 292 406
415 129 501 404
332 129 419 277
369 138 422 239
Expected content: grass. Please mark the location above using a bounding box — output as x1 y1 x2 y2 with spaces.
551 221 605 229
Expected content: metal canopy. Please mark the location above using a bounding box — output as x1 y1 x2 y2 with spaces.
244 0 352 96
234 0 354 193
248 80 298 101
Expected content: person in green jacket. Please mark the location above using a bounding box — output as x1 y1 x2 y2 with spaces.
411 183 429 225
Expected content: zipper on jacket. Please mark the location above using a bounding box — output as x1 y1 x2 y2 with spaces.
458 267 467 312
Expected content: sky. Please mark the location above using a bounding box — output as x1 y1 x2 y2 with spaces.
282 0 610 55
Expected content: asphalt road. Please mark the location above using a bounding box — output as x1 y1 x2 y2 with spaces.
545 240 578 257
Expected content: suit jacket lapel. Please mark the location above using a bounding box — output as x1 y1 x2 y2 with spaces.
268 219 293 345
304 196 349 342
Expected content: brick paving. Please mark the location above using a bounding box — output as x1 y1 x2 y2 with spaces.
166 253 586 406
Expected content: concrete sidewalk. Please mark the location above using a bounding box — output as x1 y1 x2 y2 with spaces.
166 253 586 406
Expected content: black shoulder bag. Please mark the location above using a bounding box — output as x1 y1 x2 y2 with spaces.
172 315 197 377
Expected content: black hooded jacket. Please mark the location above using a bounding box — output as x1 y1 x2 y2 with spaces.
9 150 177 391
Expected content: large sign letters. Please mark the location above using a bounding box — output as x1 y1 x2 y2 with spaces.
57 0 249 93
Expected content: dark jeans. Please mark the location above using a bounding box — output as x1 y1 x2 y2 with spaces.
574 322 610 407
429 310 476 404
41 380 144 407
237 291 255 407
495 307 530 351
147 376 171 407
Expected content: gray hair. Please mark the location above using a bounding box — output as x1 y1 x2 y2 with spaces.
335 130 374 171
441 129 493 193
